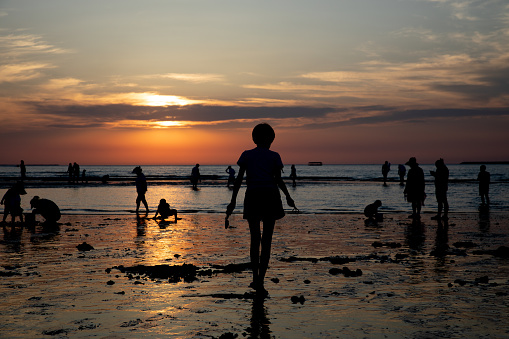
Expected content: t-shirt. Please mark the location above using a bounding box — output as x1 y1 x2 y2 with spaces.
237 147 284 190
136 173 147 193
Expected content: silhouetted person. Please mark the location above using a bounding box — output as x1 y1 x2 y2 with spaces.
1 181 26 223
133 166 149 214
19 160 26 180
226 165 236 188
67 163 73 183
398 164 406 185
191 164 201 190
478 165 490 205
430 158 449 220
382 161 391 185
227 123 296 296
289 164 297 187
153 198 178 222
364 200 382 221
404 157 425 219
82 169 87 183
73 162 80 183
30 196 61 224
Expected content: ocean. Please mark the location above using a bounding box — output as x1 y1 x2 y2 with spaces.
1 164 508 215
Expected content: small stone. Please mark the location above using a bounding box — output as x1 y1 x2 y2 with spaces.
106 280 115 285
77 242 94 251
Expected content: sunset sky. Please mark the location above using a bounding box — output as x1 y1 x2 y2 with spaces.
1 0 508 165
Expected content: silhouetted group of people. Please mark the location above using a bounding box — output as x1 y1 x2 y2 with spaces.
1 181 60 225
67 162 84 183
379 157 491 220
3 123 495 301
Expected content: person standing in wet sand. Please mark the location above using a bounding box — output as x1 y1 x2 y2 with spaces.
226 123 296 296
430 158 449 220
191 164 201 190
382 161 391 185
398 164 406 185
226 165 236 188
404 157 425 219
1 181 26 223
133 166 149 214
289 164 297 187
478 165 490 206
19 160 26 181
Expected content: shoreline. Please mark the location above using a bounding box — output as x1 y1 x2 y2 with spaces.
1 212 508 338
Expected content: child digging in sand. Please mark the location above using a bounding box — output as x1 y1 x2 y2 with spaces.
226 123 296 296
364 200 382 222
153 199 178 222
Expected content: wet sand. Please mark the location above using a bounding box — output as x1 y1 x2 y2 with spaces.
1 211 508 338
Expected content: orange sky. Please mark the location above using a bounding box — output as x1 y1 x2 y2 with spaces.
1 1 508 165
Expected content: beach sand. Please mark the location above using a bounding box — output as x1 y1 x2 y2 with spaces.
1 211 508 338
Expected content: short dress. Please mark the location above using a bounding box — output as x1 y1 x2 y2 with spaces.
238 147 285 221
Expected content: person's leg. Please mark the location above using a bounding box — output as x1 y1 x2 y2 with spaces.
443 195 449 218
248 219 261 287
142 197 149 212
258 219 275 286
136 195 141 213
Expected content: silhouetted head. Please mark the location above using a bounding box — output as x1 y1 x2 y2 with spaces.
132 166 142 174
480 165 486 171
435 158 445 167
374 200 382 207
252 123 275 147
13 181 27 195
405 157 418 167
195 164 199 167
159 199 166 204
30 195 40 208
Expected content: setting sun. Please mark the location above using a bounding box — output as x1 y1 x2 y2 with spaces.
142 94 192 107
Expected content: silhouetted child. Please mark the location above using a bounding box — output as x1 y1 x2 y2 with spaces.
382 161 391 185
227 123 296 296
289 164 297 187
226 165 236 188
404 157 425 219
478 165 490 205
430 158 449 220
153 199 178 222
30 196 61 224
191 164 201 190
19 160 26 180
398 164 406 185
364 200 382 221
132 166 149 214
1 181 26 223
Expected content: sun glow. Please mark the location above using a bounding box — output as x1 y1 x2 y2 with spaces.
142 94 191 107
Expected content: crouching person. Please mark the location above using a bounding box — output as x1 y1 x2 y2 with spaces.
153 199 178 222
30 196 61 224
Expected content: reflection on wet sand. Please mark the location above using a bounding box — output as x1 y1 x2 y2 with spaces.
1 213 508 338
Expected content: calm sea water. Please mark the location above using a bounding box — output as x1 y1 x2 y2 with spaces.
1 164 508 214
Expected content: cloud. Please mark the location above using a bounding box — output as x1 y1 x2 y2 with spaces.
302 107 509 129
0 62 55 82
145 73 225 83
0 33 70 57
27 103 336 129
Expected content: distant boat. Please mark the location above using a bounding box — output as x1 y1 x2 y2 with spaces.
308 162 323 166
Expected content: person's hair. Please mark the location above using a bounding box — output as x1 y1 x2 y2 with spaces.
375 200 382 206
252 123 275 146
480 165 486 171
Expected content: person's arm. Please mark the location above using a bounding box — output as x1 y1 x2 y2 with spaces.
226 167 245 215
275 169 295 208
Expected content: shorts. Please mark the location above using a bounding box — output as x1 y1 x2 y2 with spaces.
435 189 448 202
243 187 285 222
